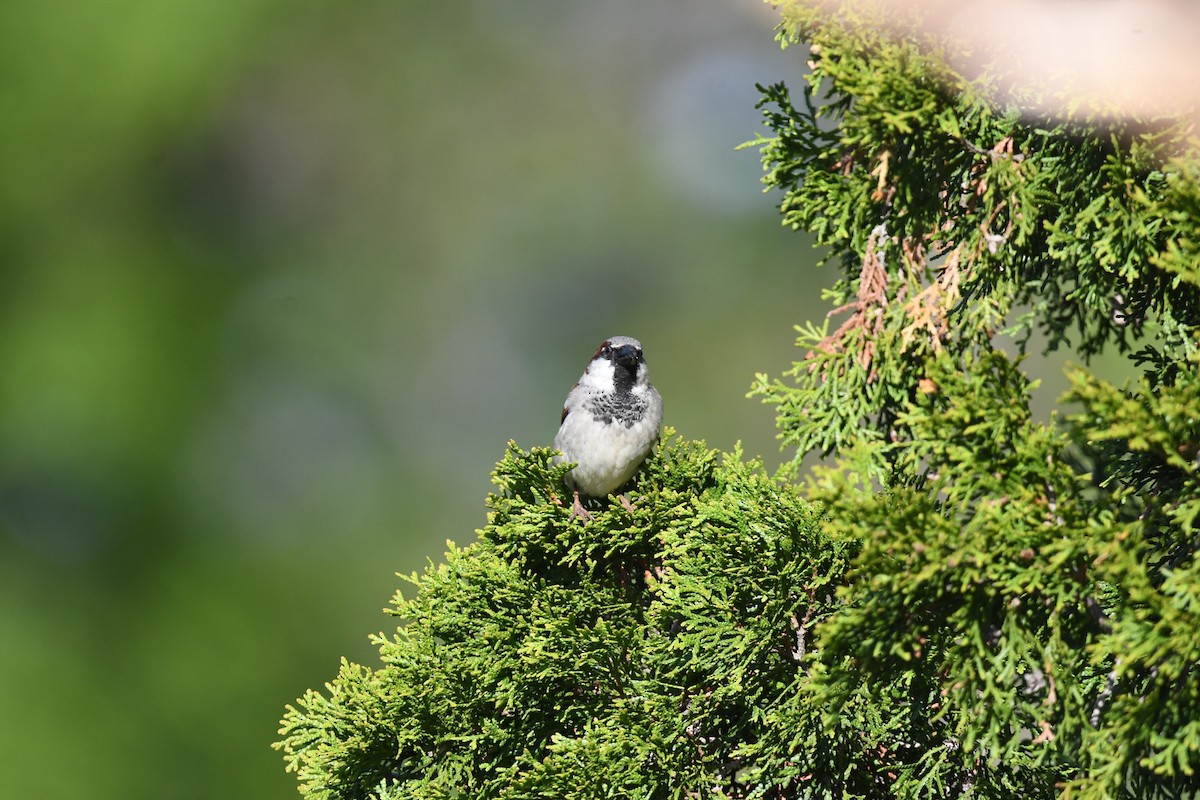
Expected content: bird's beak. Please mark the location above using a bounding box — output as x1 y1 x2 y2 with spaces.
614 345 639 366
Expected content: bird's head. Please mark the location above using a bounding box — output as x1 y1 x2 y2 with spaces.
584 335 650 392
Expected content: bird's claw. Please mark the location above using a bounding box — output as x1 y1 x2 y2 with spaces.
570 491 592 521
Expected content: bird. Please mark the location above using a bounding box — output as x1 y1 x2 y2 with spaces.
552 335 663 519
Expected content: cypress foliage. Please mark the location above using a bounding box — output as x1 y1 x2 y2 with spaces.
278 435 849 798
278 3 1200 796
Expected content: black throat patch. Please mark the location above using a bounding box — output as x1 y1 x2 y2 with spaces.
611 360 637 393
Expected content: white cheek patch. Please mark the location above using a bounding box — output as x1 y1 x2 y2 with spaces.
579 358 615 390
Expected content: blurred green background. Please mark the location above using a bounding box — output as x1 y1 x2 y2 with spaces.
0 1 835 797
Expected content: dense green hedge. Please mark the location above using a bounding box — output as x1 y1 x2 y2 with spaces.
279 435 856 797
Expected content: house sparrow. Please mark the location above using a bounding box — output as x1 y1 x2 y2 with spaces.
553 336 663 519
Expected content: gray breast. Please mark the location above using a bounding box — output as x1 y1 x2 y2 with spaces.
586 393 648 428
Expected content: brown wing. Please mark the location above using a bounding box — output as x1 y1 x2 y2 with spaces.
560 381 578 424
561 343 604 424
